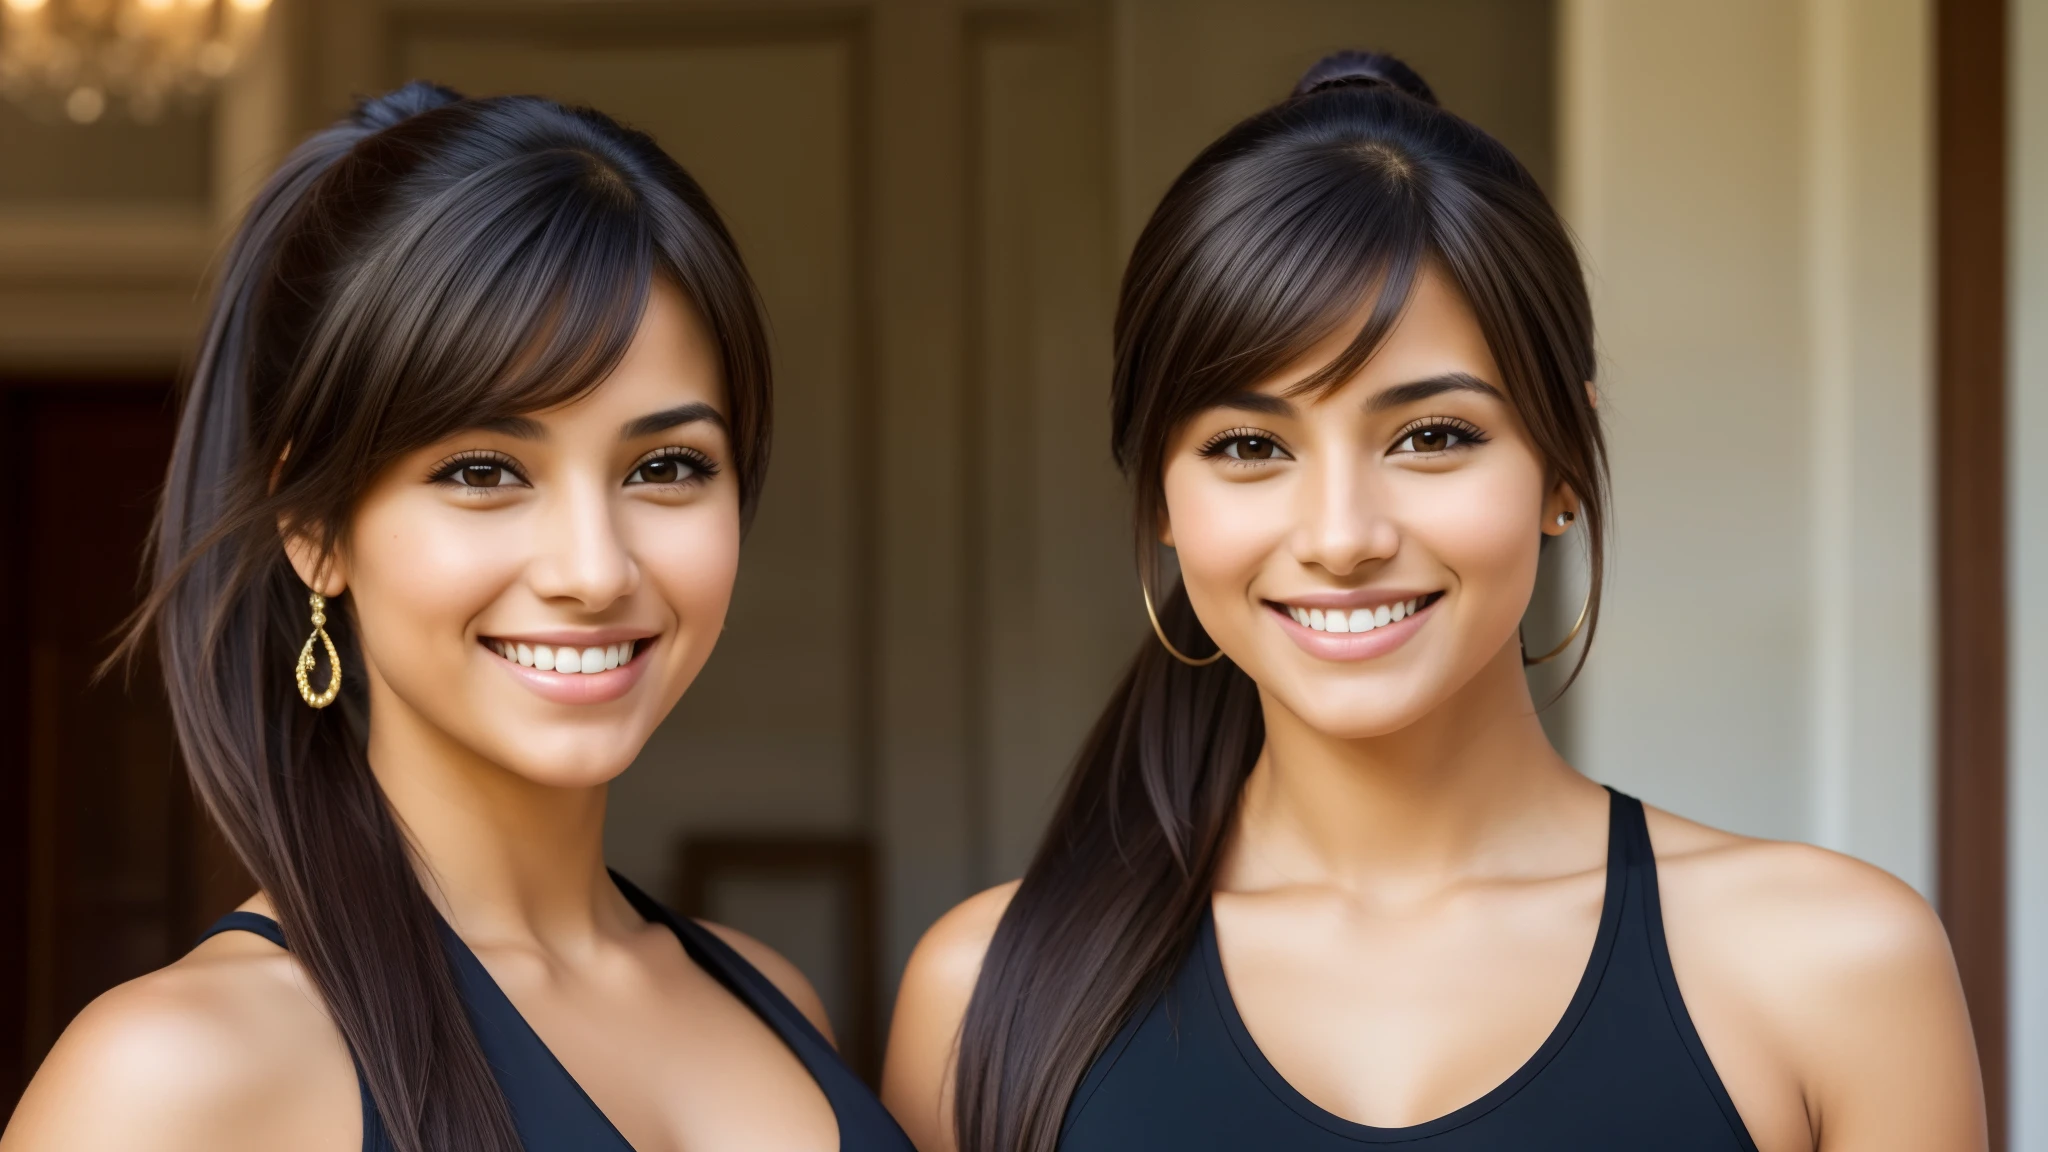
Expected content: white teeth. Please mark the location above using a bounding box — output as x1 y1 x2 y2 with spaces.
605 644 621 669
1287 597 1431 632
533 644 555 671
514 643 531 666
579 646 603 675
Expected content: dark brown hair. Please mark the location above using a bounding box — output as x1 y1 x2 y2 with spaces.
120 83 770 1152
954 51 1605 1152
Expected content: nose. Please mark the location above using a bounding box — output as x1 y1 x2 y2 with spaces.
1291 450 1398 577
526 472 640 611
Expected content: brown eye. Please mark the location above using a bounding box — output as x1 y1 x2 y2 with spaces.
1411 429 1453 452
636 459 682 484
1224 436 1291 461
459 463 507 487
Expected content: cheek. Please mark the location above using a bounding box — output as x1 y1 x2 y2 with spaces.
631 502 742 637
1161 461 1289 592
1407 462 1546 612
348 495 521 654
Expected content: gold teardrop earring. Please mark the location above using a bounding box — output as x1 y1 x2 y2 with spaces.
296 590 342 708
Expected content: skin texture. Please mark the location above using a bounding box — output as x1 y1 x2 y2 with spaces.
3 282 840 1152
882 270 1985 1152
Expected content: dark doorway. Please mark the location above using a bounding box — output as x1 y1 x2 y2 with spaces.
1 382 251 1117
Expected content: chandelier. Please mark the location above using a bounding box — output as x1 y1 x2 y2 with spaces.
0 0 271 124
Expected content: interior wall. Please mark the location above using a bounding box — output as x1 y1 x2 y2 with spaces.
1557 0 1934 894
2010 0 2047 1143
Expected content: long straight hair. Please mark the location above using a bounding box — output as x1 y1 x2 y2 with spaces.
954 52 1607 1152
118 83 771 1152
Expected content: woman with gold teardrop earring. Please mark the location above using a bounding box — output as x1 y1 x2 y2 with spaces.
882 51 1984 1152
3 83 914 1152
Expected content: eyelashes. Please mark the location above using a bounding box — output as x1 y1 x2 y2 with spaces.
1195 416 1490 464
428 449 527 490
1389 416 1488 455
624 446 718 486
424 446 721 492
1198 427 1290 463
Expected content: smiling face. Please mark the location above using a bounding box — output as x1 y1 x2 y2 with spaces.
292 279 739 789
1160 268 1577 740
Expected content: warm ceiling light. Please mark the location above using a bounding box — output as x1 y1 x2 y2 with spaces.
0 0 272 122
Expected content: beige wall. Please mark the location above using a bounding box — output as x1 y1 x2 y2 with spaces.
1558 0 1934 893
2011 0 2046 1144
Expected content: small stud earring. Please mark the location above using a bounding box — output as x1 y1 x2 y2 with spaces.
1555 511 1575 528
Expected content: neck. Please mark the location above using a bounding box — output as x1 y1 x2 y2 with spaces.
363 675 629 948
1224 639 1603 896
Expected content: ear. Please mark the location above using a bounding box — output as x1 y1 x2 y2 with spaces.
1542 482 1582 538
279 516 349 597
1157 509 1175 549
1583 380 1599 410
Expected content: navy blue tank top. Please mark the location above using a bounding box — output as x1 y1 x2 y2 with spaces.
1059 790 1760 1150
198 871 912 1151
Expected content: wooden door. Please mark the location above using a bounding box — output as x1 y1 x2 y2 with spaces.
0 384 250 1113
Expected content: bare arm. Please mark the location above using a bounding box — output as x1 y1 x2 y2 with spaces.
881 882 1018 1152
0 935 358 1152
1650 811 1986 1152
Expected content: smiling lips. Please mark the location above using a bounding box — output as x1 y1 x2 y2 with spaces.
480 634 655 704
1269 591 1444 660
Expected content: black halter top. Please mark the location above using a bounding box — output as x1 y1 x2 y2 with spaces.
198 872 912 1151
1058 790 1760 1150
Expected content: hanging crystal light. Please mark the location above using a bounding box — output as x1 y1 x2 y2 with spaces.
0 0 271 125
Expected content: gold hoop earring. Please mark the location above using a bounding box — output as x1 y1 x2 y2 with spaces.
1522 593 1590 667
1142 583 1224 667
296 591 342 708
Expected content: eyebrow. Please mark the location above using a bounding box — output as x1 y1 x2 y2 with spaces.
620 402 729 440
1365 372 1504 413
1212 372 1503 418
463 402 729 442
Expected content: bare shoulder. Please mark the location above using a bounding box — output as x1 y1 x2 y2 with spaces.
1642 805 1984 1150
902 880 1020 1000
880 881 1019 1152
695 920 836 1046
1642 804 1951 980
1 929 358 1152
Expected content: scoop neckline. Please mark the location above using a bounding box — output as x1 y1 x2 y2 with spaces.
438 871 846 1152
1198 788 1627 1144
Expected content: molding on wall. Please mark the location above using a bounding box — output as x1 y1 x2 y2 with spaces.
0 208 216 372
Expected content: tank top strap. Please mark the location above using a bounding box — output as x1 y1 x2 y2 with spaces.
197 910 288 949
1604 786 1759 1149
193 910 396 1152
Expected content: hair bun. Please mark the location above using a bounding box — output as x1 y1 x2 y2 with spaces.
1292 50 1437 106
351 80 464 132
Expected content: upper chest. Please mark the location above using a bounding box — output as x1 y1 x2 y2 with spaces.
467 934 841 1152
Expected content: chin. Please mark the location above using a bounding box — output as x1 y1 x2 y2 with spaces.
489 735 644 790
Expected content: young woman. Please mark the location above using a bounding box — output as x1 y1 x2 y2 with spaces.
3 84 911 1152
882 52 1985 1152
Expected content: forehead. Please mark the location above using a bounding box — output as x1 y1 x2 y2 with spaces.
1260 266 1501 402
538 279 726 428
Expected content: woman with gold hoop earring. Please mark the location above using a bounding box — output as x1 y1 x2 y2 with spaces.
883 49 1982 1152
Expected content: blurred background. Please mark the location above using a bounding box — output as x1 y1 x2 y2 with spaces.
0 0 2040 1145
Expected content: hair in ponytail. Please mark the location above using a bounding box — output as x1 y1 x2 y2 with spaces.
118 82 771 1152
954 51 1606 1152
